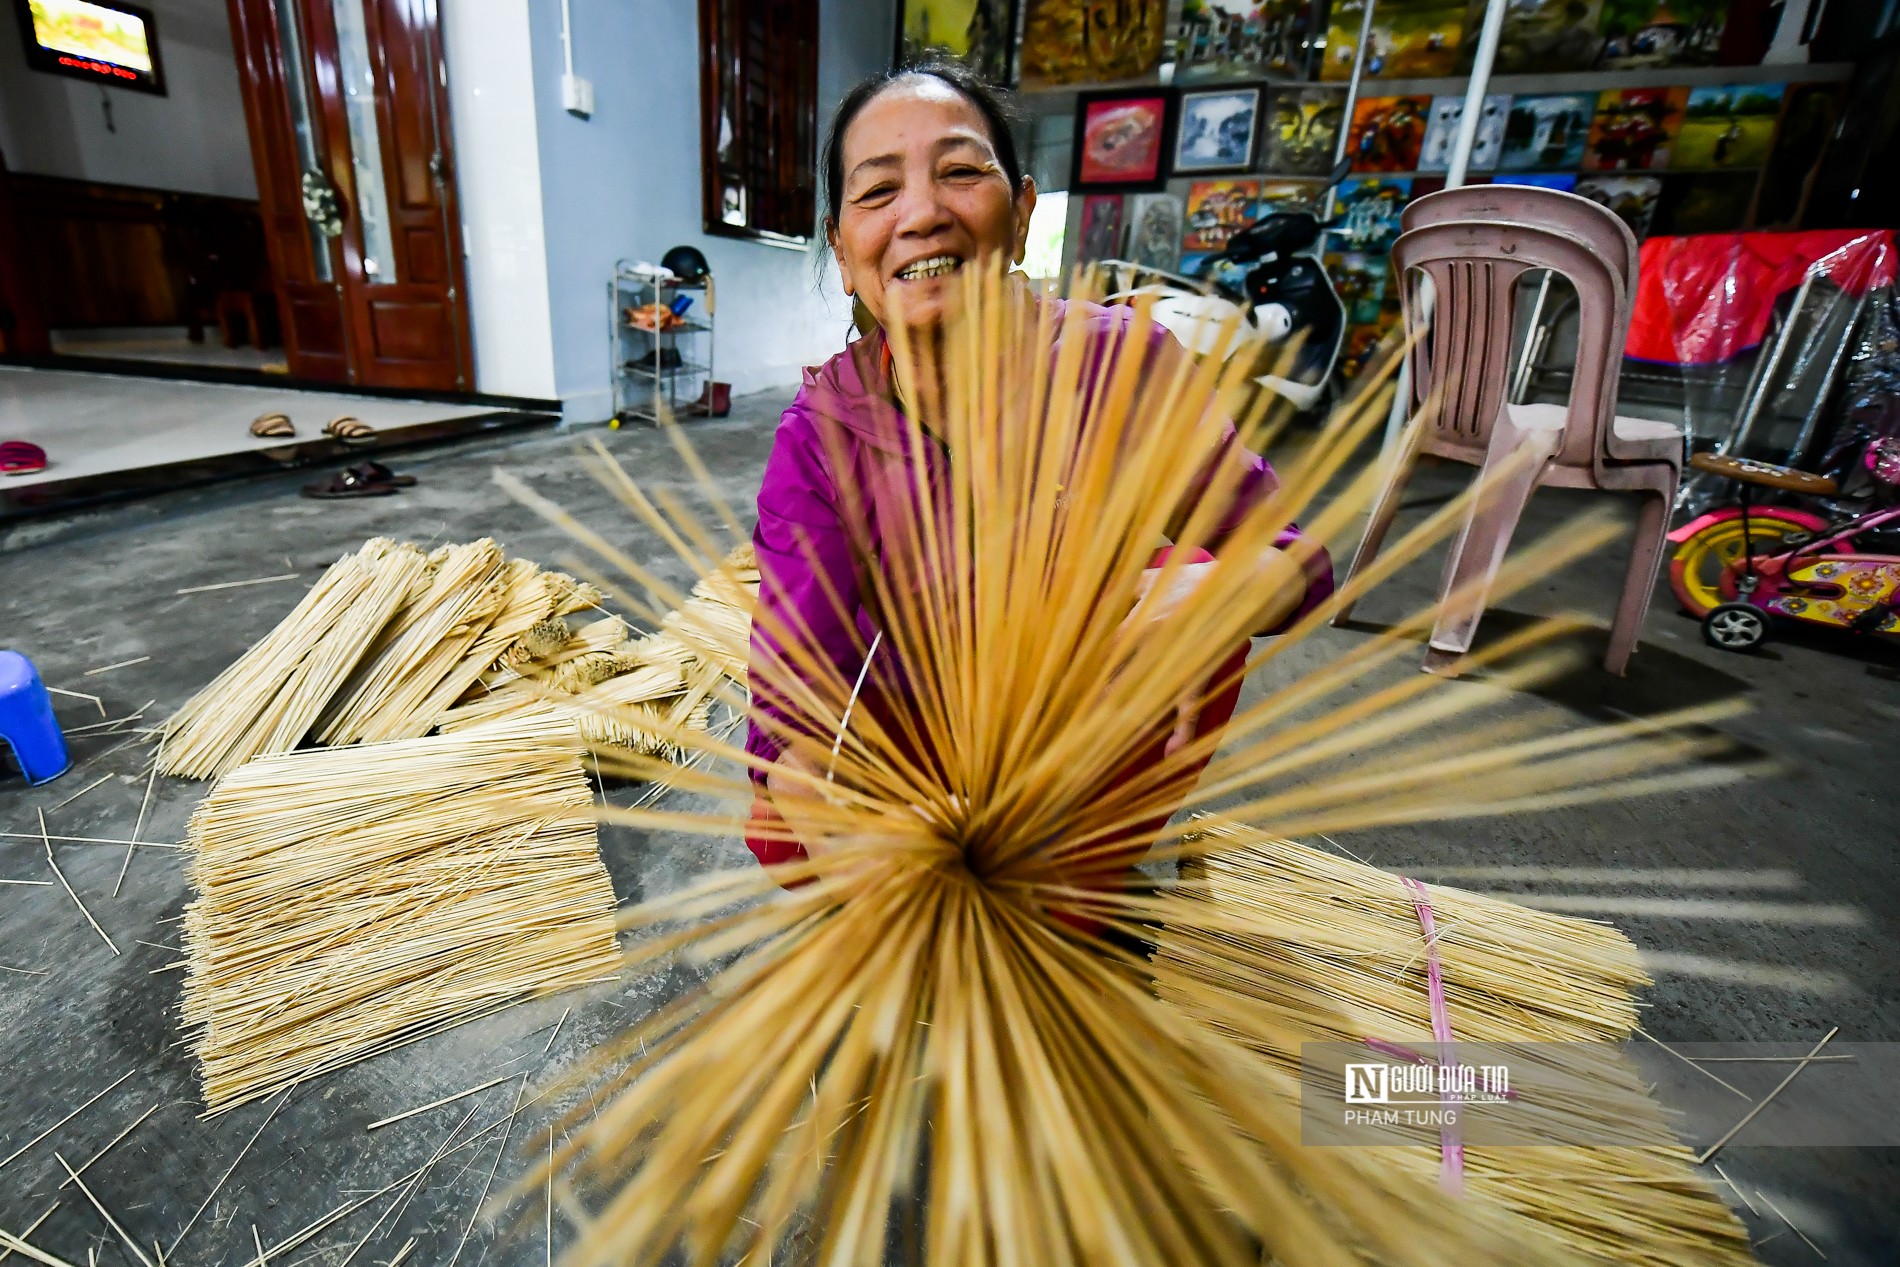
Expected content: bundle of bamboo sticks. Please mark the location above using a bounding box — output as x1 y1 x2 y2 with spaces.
179 716 621 1113
159 536 755 779
436 545 756 760
497 268 1749 1267
1153 819 1754 1267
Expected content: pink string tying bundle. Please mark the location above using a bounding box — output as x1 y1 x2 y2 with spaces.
1362 877 1465 1195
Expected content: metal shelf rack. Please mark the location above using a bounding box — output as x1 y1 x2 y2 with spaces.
609 259 715 426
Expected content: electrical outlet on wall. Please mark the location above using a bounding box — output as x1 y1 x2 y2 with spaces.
562 73 594 118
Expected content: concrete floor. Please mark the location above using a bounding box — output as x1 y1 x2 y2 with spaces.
0 389 1894 1266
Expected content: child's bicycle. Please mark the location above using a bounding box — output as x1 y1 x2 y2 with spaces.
1667 441 1900 652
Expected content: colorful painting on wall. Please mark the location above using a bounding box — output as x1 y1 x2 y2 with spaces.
1072 91 1172 190
1332 177 1412 252
1574 174 1663 236
1320 0 1464 81
896 0 1019 85
1325 251 1392 324
1174 86 1264 174
1418 94 1512 173
1078 194 1125 262
1460 0 1605 74
1173 0 1313 81
1347 95 1430 173
1020 0 1168 85
1497 93 1597 170
1263 87 1345 176
1582 87 1688 171
1124 192 1185 272
1670 83 1784 169
1596 0 1728 68
1255 178 1328 218
1182 179 1263 252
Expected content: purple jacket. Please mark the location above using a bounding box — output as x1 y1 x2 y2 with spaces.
744 298 1334 780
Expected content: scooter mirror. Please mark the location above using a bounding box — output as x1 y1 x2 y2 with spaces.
1327 157 1354 190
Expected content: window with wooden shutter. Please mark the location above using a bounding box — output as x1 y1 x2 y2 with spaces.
698 0 820 247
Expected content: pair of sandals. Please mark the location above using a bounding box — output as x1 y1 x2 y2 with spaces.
251 413 377 445
302 460 418 499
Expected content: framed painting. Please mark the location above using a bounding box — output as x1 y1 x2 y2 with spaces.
1173 86 1263 175
1077 194 1125 263
1021 0 1168 86
1123 192 1184 272
1071 90 1174 191
895 0 1018 85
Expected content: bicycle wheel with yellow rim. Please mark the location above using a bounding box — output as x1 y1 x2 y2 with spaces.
1667 511 1818 618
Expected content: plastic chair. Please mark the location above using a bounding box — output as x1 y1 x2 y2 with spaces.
0 650 70 785
1402 185 1661 461
1333 214 1684 676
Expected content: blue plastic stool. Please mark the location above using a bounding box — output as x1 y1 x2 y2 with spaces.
0 650 70 785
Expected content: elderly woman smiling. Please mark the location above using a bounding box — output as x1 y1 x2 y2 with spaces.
742 63 1333 913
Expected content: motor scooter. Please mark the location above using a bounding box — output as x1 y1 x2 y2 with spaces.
1102 159 1354 417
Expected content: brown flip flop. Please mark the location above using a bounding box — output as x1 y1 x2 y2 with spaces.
250 412 293 438
324 415 377 445
350 460 416 487
302 467 397 499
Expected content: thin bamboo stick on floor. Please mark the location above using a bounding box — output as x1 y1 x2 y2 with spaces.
55 1154 156 1267
0 1205 61 1267
40 810 117 954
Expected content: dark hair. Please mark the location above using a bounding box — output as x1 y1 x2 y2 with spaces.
820 62 1027 233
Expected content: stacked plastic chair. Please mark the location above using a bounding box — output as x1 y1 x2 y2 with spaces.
1333 185 1686 676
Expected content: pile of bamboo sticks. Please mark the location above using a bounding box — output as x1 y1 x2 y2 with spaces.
159 538 757 779
1154 819 1754 1267
179 716 621 1113
437 545 756 761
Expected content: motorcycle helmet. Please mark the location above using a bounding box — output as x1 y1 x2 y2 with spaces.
661 245 711 284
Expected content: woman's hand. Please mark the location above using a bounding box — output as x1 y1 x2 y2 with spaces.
766 746 835 857
1127 548 1308 757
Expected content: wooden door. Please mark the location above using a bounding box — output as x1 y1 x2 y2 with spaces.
226 0 470 389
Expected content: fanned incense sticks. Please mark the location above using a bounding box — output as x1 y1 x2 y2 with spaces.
179 717 621 1112
489 268 1747 1267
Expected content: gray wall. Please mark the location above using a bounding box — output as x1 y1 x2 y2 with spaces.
0 0 256 198
527 0 893 421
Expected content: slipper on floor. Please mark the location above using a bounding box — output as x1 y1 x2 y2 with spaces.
350 460 416 487
324 415 377 445
0 440 47 476
301 467 397 499
250 412 294 438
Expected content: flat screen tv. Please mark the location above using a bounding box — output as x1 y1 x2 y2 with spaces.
14 0 165 95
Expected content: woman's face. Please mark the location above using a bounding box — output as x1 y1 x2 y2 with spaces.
828 79 1036 333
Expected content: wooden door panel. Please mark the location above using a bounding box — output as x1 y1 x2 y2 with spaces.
367 294 449 362
401 227 446 284
282 287 349 377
